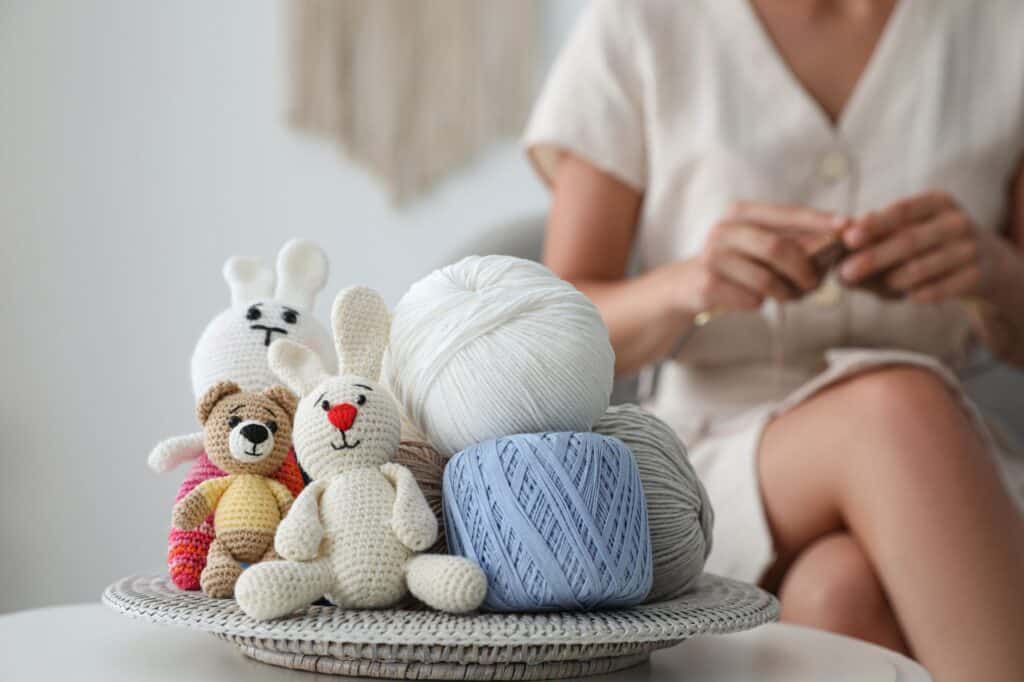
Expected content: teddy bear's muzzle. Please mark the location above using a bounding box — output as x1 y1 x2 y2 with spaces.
228 421 276 461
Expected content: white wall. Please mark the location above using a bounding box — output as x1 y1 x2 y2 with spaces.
0 0 583 613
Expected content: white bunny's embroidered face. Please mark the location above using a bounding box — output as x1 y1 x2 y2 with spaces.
244 301 303 347
269 286 401 479
190 240 336 399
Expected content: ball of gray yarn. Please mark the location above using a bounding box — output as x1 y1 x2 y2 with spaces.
593 404 714 602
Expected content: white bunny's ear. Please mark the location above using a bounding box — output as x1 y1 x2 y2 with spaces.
332 286 390 380
268 339 328 396
275 239 328 311
223 256 274 307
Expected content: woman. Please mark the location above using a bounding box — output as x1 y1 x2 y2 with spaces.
525 1 1024 680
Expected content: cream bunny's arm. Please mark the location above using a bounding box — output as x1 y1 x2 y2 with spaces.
147 432 204 473
172 476 233 530
266 479 295 516
274 479 327 561
380 462 438 552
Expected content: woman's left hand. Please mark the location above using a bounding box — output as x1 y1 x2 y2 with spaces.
838 191 999 302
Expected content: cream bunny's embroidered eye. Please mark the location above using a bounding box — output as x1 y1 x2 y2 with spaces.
246 305 262 321
282 308 299 325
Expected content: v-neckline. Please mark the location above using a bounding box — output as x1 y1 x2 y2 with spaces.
728 0 915 140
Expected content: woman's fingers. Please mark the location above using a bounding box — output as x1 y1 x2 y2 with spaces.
843 190 955 248
712 252 796 302
839 209 970 284
727 201 849 233
910 265 983 303
692 267 764 312
886 239 978 292
712 222 821 291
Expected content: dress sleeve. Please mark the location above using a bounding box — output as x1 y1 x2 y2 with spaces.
523 0 647 191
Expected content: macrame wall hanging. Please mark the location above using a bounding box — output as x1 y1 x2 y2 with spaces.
287 0 538 205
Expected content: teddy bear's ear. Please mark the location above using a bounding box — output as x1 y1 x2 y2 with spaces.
197 381 241 425
264 385 298 421
332 286 391 380
223 257 274 308
268 339 328 396
275 240 328 311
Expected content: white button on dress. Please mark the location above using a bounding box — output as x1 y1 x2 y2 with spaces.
525 0 1024 583
818 150 849 184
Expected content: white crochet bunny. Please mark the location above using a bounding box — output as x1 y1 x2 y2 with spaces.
147 239 336 473
235 286 487 619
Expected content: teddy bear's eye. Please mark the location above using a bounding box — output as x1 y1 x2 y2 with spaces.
266 421 278 433
246 306 262 321
282 309 298 325
356 394 367 406
228 416 242 428
320 400 330 411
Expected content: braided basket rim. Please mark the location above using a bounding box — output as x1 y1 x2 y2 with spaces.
102 573 777 648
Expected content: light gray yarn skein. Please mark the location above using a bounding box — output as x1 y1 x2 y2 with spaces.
593 404 714 602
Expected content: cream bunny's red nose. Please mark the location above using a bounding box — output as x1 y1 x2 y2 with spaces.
327 403 357 431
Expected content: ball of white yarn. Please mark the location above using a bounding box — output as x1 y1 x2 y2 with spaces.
594 404 714 602
386 255 615 455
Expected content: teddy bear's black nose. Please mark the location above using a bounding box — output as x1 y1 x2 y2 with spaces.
240 423 270 445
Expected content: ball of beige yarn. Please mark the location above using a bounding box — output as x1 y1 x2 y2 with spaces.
594 404 714 602
391 440 449 554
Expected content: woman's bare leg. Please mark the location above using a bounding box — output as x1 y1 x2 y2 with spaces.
759 366 1024 682
778 532 909 654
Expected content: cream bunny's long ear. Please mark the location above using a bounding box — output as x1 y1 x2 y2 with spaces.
275 240 328 311
332 286 390 380
269 339 329 396
223 256 274 308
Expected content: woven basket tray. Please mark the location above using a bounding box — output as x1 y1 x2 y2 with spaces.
103 574 777 680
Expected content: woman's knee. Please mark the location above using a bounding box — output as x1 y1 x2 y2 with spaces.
828 366 982 465
836 366 957 421
779 533 893 637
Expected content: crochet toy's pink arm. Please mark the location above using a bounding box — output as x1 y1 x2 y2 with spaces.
380 462 437 552
274 479 326 562
148 432 204 473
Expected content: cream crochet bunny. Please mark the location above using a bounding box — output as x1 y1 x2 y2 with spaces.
235 286 487 619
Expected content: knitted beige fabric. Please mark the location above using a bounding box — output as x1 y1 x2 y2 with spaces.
236 287 487 620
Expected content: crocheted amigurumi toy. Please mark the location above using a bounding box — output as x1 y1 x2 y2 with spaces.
171 381 298 598
150 240 335 590
235 286 488 620
148 239 335 474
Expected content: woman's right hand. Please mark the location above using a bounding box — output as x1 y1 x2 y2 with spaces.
665 201 848 317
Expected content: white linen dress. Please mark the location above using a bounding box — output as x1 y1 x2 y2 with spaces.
524 0 1024 583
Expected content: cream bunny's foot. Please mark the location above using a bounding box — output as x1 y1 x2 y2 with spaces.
235 558 333 620
405 554 487 613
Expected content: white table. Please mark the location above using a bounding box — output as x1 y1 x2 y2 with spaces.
0 604 930 681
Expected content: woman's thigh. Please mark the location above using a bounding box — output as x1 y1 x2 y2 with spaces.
757 364 1000 570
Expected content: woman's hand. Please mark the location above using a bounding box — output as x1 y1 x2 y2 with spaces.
669 201 845 316
838 191 1002 302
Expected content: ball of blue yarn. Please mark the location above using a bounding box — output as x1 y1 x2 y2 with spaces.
443 431 653 612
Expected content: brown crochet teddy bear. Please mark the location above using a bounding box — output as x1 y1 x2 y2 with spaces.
171 381 297 597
